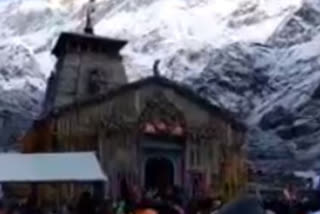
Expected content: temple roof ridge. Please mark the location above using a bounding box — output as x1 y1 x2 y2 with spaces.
51 75 247 131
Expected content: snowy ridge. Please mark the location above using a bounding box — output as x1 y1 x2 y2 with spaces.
97 0 301 80
0 39 45 113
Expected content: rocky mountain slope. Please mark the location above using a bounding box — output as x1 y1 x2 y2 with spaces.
1 0 320 173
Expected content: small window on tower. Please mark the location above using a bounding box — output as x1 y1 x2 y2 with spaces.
88 69 101 95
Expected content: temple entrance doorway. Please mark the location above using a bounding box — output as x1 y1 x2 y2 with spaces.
145 157 174 192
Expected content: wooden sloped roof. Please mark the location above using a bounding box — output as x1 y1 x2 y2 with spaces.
52 76 246 132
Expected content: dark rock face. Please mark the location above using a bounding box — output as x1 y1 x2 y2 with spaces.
311 84 320 99
277 122 319 140
268 1 320 48
187 43 270 120
188 1 320 173
0 111 32 151
259 106 294 130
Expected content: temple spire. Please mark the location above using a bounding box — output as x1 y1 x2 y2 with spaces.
84 0 95 34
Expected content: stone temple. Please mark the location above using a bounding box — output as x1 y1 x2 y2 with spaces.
21 17 247 203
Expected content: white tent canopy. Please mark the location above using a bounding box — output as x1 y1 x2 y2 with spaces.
0 152 107 182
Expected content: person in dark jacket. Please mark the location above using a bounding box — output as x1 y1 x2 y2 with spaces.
219 196 265 214
20 197 42 214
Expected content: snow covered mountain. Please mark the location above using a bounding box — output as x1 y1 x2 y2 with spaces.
1 0 320 173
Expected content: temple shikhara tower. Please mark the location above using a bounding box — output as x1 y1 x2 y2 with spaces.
21 0 248 203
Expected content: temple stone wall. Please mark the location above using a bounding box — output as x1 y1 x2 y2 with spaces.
53 81 246 200
54 51 127 108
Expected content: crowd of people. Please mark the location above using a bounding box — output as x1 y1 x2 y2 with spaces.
0 182 318 214
261 187 320 214
0 185 222 214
